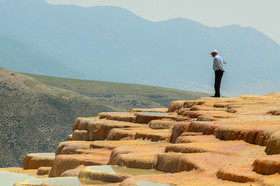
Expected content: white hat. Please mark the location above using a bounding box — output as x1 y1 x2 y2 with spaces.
210 49 218 54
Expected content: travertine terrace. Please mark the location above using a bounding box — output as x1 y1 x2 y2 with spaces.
9 93 280 185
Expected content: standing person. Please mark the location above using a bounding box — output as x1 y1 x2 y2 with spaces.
210 49 226 97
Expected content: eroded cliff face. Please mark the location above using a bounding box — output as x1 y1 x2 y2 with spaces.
9 93 280 185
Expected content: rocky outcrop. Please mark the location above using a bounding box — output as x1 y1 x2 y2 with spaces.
149 120 178 129
55 141 97 156
134 128 171 141
168 100 205 112
37 167 51 175
216 167 260 183
265 131 280 154
156 153 200 173
110 152 159 169
98 112 135 122
253 155 280 175
106 128 136 140
170 122 190 143
134 113 178 124
167 101 186 112
49 153 109 177
188 121 220 135
23 153 54 170
13 93 280 185
79 166 128 183
108 143 167 169
60 165 85 177
71 117 144 141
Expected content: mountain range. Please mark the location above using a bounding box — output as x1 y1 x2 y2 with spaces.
0 0 280 95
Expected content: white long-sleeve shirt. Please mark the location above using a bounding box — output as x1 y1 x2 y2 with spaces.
213 54 225 71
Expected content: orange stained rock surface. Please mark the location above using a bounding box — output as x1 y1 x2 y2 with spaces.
9 93 280 185
0 167 46 178
23 153 54 170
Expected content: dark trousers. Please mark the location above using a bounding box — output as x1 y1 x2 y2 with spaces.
214 70 224 97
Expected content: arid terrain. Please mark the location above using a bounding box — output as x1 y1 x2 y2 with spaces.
3 93 280 185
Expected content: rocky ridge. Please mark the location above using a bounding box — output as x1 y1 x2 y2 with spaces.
4 93 280 185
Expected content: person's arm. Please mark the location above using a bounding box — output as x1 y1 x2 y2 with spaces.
214 58 225 72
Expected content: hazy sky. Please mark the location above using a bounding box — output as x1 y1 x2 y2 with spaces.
47 0 280 44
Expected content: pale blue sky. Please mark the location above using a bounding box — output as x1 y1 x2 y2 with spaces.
47 0 280 44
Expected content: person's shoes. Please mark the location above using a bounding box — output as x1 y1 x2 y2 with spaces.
211 95 220 98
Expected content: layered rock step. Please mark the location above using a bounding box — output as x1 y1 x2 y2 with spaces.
217 167 260 183
108 142 167 169
11 93 280 185
71 117 173 142
79 165 164 183
50 140 157 177
253 155 280 175
23 153 55 170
